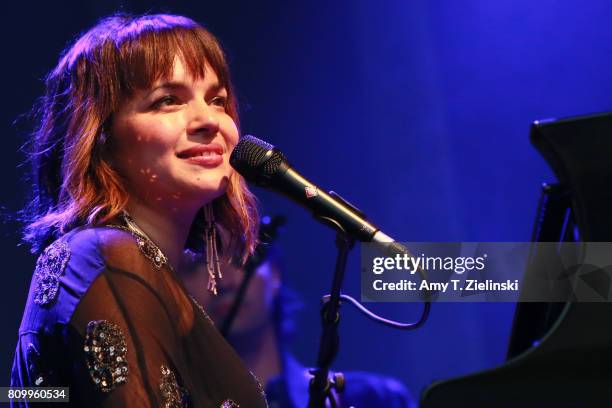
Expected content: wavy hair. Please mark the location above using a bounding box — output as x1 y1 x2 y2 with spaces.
23 13 258 259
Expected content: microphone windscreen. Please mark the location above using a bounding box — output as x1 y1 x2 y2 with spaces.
230 135 287 185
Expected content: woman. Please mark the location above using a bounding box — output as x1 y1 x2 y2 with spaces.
11 13 266 407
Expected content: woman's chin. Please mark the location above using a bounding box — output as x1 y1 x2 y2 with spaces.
192 181 230 205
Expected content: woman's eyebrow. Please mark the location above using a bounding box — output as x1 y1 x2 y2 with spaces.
144 82 187 98
208 82 226 94
145 81 226 99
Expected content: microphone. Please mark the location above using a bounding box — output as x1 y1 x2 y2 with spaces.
229 135 409 254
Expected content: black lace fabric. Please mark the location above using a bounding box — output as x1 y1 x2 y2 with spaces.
11 227 268 408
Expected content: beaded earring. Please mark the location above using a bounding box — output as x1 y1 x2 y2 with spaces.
203 203 222 295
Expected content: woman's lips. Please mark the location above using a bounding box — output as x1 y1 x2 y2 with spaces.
182 152 223 167
177 143 224 167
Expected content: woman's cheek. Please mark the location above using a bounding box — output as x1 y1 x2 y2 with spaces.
225 118 240 146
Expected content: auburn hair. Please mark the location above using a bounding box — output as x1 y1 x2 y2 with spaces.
23 13 259 260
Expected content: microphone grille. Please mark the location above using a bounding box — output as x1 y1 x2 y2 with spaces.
230 135 287 183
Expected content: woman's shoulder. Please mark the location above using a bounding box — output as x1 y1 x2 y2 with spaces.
63 225 138 253
42 225 144 273
34 226 139 289
19 226 138 331
32 227 105 306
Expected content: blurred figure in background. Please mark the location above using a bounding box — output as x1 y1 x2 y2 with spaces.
180 216 416 407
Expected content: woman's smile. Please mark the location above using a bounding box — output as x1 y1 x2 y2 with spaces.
177 142 225 167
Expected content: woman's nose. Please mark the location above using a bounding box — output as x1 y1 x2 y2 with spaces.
187 101 220 136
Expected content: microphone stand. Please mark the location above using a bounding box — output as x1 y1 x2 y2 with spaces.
220 215 286 337
307 217 354 408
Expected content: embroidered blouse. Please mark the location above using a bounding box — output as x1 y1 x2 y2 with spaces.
10 227 268 407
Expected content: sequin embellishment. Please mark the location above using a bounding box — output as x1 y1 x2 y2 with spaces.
109 212 168 269
84 320 128 392
220 400 240 408
33 239 70 305
159 365 190 408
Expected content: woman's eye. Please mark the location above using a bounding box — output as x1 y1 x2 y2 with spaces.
209 96 227 108
152 95 180 109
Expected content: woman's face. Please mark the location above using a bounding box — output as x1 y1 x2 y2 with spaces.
111 57 238 212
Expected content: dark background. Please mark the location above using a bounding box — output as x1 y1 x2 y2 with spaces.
3 0 612 399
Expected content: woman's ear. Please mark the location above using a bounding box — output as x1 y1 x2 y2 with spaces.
96 128 112 164
98 117 116 161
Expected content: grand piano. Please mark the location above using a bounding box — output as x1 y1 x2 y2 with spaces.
421 112 612 407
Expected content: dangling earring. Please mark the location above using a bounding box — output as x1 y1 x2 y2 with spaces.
204 203 222 295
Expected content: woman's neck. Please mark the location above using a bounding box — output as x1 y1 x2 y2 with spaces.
125 200 197 270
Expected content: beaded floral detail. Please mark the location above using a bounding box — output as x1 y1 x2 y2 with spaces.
220 400 240 408
159 365 190 408
33 239 70 305
107 224 167 269
133 233 166 269
83 320 128 392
